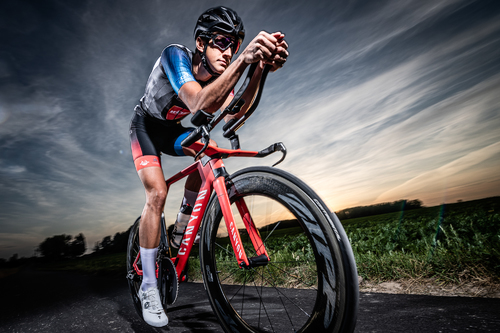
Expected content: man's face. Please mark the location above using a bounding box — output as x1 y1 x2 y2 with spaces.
200 33 238 74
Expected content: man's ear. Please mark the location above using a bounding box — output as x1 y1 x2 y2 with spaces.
196 37 206 53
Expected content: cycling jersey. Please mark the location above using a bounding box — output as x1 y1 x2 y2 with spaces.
134 44 212 122
130 44 210 170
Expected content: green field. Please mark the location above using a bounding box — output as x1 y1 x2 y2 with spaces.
34 197 500 288
184 197 500 285
344 197 500 283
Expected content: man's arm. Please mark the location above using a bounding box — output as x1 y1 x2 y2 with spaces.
179 32 288 115
179 56 248 115
224 32 288 120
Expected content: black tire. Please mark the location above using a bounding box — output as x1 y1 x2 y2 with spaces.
199 167 358 333
126 217 144 320
126 216 178 322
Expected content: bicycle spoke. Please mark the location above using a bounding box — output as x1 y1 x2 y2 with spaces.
216 263 241 285
250 265 313 318
257 271 264 330
215 241 232 254
225 277 247 303
232 267 313 314
262 221 281 243
266 262 318 289
201 172 357 333
227 267 311 332
241 272 247 316
221 205 317 329
253 269 275 332
265 266 298 332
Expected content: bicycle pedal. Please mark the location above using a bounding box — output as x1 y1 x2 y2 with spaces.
126 270 140 282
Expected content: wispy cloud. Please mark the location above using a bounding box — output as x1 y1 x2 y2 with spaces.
377 141 500 201
0 0 499 258
245 2 500 209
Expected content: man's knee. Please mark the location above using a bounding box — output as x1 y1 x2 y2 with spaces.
146 187 167 210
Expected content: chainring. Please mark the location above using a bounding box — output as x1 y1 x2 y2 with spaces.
158 256 179 306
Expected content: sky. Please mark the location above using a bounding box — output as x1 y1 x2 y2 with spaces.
1 0 499 259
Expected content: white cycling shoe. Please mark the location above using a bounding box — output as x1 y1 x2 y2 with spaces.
139 286 168 327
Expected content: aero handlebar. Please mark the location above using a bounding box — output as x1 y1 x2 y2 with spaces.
180 63 272 149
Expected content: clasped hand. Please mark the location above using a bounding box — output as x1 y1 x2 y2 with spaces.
241 31 289 72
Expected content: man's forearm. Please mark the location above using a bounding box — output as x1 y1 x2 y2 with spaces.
191 57 249 114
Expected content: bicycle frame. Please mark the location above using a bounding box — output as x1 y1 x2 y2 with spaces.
132 64 283 282
133 141 282 283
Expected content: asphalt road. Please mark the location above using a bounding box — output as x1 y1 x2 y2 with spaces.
1 267 499 332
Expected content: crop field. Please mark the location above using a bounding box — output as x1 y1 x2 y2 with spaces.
343 197 500 283
186 197 500 286
34 197 499 291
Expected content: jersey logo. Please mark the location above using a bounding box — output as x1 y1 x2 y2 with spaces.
166 106 190 120
140 160 150 166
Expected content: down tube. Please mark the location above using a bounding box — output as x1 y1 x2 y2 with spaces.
173 180 213 281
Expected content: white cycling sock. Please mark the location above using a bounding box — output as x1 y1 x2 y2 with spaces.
140 246 158 291
182 188 198 207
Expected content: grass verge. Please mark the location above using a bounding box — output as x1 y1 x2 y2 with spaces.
29 197 499 296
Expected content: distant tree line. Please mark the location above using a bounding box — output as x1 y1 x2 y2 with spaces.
32 226 132 261
92 226 132 254
1 199 426 264
335 199 423 220
36 233 86 259
1 227 134 265
0 253 26 268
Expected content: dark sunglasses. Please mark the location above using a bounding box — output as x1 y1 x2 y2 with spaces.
209 34 242 54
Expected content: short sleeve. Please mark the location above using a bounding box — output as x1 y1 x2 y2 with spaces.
161 46 196 94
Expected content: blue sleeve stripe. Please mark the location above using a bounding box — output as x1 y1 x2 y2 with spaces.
174 128 195 156
161 46 196 94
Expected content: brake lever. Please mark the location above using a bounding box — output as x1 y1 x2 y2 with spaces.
255 142 287 167
194 126 210 160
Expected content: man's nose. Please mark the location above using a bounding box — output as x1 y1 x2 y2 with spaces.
223 47 232 58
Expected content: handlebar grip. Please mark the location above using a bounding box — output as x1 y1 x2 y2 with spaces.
191 110 214 127
180 128 202 147
223 118 237 132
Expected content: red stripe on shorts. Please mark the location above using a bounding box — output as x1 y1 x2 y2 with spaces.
134 155 161 171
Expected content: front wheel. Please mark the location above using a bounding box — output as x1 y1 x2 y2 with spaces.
200 167 359 333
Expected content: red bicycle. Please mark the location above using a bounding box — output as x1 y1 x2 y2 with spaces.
126 64 359 333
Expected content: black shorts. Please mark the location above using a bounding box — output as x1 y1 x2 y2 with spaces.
129 112 193 171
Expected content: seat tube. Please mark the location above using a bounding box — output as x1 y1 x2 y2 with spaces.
210 160 250 267
171 160 213 281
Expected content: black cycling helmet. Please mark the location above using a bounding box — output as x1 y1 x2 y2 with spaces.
194 6 245 77
194 6 245 43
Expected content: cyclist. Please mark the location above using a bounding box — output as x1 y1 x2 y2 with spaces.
129 6 288 327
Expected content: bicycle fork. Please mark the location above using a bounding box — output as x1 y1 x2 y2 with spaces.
171 157 271 281
211 159 270 269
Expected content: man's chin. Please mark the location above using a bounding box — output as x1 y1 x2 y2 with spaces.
208 64 224 76
214 68 225 75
